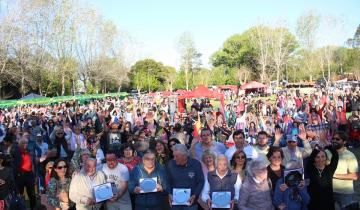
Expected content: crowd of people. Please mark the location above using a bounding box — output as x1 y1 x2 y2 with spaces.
0 86 359 210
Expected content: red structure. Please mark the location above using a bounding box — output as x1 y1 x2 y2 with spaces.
177 85 225 113
240 81 267 94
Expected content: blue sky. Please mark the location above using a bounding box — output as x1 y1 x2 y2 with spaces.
89 0 360 68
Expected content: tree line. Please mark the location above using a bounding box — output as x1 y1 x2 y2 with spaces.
0 1 359 99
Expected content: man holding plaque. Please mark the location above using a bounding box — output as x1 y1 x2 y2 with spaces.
167 144 204 210
69 158 107 210
128 150 168 210
101 150 132 210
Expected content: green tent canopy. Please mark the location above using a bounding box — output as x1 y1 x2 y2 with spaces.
0 92 128 108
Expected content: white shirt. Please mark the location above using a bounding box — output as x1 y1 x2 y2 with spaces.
201 170 242 202
101 163 131 204
225 145 259 161
125 112 133 124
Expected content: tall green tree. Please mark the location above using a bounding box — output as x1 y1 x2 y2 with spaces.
296 11 321 81
270 26 298 86
128 59 168 92
177 32 202 90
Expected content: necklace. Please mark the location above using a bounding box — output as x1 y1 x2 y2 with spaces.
317 167 324 178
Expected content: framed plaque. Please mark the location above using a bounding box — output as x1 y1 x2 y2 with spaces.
211 191 231 208
93 183 113 203
139 177 157 193
172 188 191 206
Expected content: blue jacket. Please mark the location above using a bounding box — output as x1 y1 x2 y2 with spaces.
273 179 310 210
128 163 168 207
166 158 204 199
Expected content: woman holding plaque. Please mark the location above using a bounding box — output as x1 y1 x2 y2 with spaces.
128 150 168 210
201 155 241 210
47 159 75 210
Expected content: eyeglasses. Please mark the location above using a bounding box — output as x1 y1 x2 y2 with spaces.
235 156 246 160
56 165 68 170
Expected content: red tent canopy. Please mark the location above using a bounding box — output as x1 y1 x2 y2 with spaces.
179 85 224 99
161 91 174 97
175 89 188 95
177 85 225 113
241 81 267 90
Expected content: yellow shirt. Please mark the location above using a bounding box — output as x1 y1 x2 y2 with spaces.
332 149 358 194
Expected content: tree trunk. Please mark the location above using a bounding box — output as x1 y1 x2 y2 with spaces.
83 79 87 94
260 65 266 83
71 79 75 96
39 83 42 95
276 65 280 88
185 62 189 91
61 73 65 95
21 67 25 97
327 62 331 82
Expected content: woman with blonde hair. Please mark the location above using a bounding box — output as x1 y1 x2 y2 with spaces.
201 150 216 176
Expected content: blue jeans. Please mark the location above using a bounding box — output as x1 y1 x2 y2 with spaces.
333 192 353 209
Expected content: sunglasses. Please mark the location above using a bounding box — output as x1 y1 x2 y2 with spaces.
56 165 68 170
